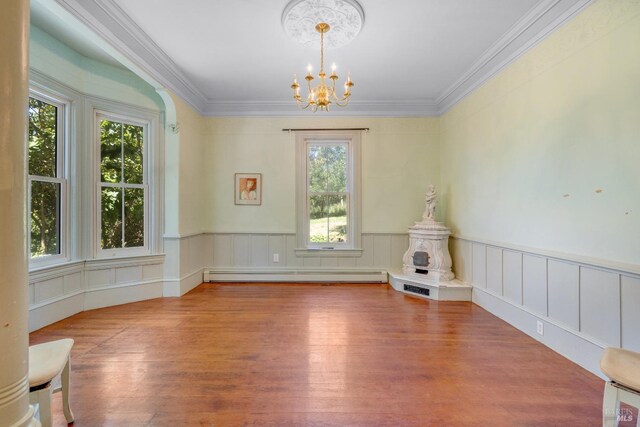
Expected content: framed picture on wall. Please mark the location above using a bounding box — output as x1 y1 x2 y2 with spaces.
234 173 262 205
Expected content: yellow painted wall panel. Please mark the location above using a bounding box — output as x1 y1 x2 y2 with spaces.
441 0 640 266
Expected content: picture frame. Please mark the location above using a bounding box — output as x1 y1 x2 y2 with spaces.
234 173 262 205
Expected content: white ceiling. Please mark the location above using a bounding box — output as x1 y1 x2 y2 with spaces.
32 0 594 116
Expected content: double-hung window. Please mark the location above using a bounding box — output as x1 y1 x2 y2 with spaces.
97 113 148 255
27 94 68 264
296 131 361 253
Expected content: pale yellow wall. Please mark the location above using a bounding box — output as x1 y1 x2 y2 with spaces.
440 0 640 266
202 117 440 233
173 95 207 236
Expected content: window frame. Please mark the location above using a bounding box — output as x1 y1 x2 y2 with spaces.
295 130 362 256
27 90 70 267
94 110 150 258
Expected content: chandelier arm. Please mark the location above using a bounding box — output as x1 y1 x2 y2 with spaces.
330 78 338 100
333 96 351 107
295 99 312 110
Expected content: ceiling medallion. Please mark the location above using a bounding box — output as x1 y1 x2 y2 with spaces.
282 0 365 49
284 0 363 112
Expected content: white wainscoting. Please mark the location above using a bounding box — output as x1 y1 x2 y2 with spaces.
204 233 407 282
28 255 165 332
450 236 640 378
163 234 210 296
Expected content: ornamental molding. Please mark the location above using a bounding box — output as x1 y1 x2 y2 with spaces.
49 0 596 117
281 0 365 49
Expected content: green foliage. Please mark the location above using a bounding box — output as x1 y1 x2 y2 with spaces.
30 181 60 257
100 119 145 250
27 103 146 255
28 98 57 177
308 144 347 193
101 187 123 249
307 144 349 243
28 98 60 257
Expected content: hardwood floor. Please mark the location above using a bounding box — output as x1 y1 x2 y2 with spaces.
30 283 604 426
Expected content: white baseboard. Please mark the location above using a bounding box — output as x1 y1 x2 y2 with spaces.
84 280 164 310
29 292 85 332
163 268 205 297
472 286 607 379
204 267 388 283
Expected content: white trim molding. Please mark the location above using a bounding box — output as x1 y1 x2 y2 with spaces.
204 267 387 283
449 236 640 378
45 0 595 117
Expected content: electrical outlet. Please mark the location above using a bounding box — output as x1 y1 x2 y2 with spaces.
536 320 544 336
273 253 279 263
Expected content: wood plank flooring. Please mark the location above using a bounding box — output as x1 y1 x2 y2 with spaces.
30 283 605 426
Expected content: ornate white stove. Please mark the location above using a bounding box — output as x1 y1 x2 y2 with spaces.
389 185 472 301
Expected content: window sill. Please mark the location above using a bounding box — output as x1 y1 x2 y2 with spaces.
294 248 363 258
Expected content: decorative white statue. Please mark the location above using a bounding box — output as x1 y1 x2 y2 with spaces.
423 184 437 222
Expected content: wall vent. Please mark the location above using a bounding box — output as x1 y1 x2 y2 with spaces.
404 284 430 296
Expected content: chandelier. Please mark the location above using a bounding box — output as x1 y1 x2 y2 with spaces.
290 23 354 112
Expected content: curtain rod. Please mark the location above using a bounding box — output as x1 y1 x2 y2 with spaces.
282 128 369 132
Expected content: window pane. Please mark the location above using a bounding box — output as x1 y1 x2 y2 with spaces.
124 188 144 248
30 181 60 257
101 187 123 249
309 195 328 243
309 195 347 244
308 145 328 192
100 120 122 183
308 144 347 193
327 194 347 243
28 98 57 177
123 124 143 184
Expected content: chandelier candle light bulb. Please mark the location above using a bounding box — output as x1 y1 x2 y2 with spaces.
291 22 354 112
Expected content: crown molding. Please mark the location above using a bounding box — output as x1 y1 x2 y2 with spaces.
436 0 595 114
202 99 440 117
48 0 595 117
51 0 208 113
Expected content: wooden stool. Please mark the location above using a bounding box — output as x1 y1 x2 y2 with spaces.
29 338 75 427
601 347 640 427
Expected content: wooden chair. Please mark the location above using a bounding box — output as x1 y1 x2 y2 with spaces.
601 347 640 427
29 338 75 427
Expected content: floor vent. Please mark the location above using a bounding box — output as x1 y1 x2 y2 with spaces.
404 284 430 296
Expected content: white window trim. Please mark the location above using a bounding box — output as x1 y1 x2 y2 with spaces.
295 130 362 256
27 90 71 268
93 107 157 258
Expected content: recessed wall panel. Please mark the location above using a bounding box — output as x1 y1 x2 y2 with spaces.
356 234 374 267
503 250 522 305
522 254 547 316
373 235 392 268
232 235 251 266
451 238 472 283
63 272 83 293
622 275 640 351
580 266 620 347
115 266 142 284
143 264 163 280
213 234 232 267
34 277 64 303
472 242 486 288
250 235 269 267
88 269 113 288
548 260 579 331
486 247 503 295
